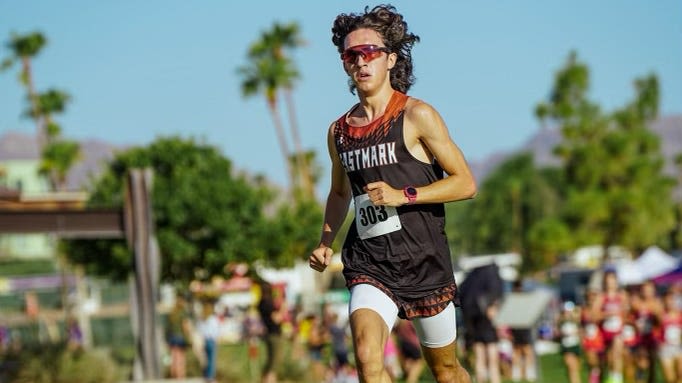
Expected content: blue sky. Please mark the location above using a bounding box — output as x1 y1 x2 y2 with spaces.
1 1 681 190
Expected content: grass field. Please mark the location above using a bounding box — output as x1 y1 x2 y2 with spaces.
206 343 666 383
211 341 676 383
0 339 667 383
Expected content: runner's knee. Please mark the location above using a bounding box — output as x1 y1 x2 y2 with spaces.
353 337 385 377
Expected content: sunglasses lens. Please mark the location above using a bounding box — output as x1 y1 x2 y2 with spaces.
341 45 386 63
341 50 359 63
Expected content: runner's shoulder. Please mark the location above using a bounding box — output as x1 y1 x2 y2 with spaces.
404 97 439 123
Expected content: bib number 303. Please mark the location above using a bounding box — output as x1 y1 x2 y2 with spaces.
354 194 402 240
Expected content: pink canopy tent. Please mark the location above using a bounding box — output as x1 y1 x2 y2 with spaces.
653 264 682 285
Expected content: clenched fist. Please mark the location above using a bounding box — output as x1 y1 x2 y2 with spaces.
309 246 333 272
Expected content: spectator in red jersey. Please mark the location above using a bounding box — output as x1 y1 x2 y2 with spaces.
657 289 682 383
629 280 663 383
582 289 606 383
594 269 628 383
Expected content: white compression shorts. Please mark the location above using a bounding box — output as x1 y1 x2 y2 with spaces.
349 283 458 348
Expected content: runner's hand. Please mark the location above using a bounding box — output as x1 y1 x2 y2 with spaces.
310 245 333 272
364 181 404 207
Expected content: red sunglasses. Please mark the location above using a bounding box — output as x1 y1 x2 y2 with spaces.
341 44 390 64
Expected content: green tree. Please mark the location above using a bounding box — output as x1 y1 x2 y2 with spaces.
603 75 676 250
238 22 315 197
663 151 682 251
64 137 272 283
446 153 563 271
536 52 675 254
264 197 323 268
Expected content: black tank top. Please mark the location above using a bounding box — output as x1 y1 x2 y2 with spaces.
333 91 455 301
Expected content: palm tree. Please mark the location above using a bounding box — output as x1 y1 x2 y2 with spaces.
32 89 80 191
2 32 47 146
39 139 81 191
239 22 315 196
25 88 71 140
248 23 306 154
239 54 297 191
4 34 80 191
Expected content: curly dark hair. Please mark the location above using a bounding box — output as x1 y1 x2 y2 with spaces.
331 4 420 94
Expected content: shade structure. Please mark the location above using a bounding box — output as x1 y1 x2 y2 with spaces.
652 264 682 285
459 263 505 318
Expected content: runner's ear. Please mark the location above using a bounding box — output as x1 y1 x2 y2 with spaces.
387 52 397 70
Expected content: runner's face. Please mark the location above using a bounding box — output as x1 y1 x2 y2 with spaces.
642 282 655 298
605 273 618 291
343 28 395 94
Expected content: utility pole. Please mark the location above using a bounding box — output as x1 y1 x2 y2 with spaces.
125 168 161 381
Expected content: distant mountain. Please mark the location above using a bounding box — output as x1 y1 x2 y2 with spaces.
2 115 680 193
0 131 41 160
0 131 123 191
65 138 124 191
469 115 682 190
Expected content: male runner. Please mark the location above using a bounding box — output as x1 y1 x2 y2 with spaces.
310 4 477 383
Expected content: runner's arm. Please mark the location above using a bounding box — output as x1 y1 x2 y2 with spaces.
320 123 352 247
310 123 351 272
405 101 477 204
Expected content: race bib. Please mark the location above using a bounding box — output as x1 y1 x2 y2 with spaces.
562 335 580 348
585 323 599 338
561 322 579 337
354 194 402 240
603 316 623 332
622 325 636 342
561 322 580 347
665 325 681 345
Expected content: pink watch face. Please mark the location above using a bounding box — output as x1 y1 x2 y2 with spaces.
404 186 417 203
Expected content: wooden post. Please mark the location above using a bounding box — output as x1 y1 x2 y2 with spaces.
125 168 161 380
0 170 162 379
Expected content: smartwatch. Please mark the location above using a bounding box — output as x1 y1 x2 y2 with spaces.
403 186 417 205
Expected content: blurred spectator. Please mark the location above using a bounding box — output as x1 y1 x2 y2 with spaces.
472 299 501 383
294 312 313 365
671 282 682 311
557 301 582 383
628 280 662 383
166 294 192 379
306 313 330 382
657 289 682 383
0 324 9 353
595 269 628 383
394 319 425 383
460 263 504 383
197 300 220 383
243 306 265 340
243 306 265 379
384 330 403 381
329 312 354 379
510 279 536 382
581 289 605 383
497 325 513 380
257 282 284 383
66 315 83 351
24 291 39 319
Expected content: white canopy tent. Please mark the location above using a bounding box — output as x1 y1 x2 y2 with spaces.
614 246 679 286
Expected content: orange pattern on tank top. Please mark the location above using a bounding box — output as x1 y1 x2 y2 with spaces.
335 91 408 154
